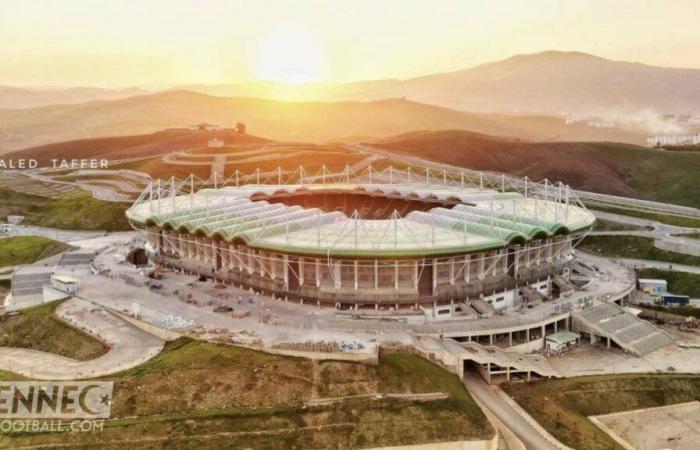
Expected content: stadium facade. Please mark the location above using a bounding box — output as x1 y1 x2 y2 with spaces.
126 166 595 316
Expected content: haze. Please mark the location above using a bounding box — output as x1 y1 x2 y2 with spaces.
2 0 700 87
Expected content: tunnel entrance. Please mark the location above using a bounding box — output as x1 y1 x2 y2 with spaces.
127 247 149 266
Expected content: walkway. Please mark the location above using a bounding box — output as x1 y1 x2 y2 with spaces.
0 297 164 380
463 373 567 450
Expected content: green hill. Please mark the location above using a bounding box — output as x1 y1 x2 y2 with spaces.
374 130 700 207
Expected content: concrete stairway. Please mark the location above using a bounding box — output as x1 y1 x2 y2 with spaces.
573 302 674 356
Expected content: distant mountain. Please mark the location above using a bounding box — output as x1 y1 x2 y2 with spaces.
185 51 700 117
0 90 645 152
0 86 148 109
397 51 700 115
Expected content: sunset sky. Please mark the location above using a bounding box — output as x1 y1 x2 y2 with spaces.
1 0 699 87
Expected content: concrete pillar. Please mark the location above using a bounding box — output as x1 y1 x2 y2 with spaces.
354 260 359 290
316 258 321 287
246 248 254 274
334 260 342 289
298 258 305 286
394 261 399 290
478 255 486 280
509 332 512 347
283 255 289 290
374 260 379 290
414 261 419 290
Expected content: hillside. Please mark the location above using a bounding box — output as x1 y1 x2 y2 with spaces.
184 51 700 118
0 338 493 449
373 129 700 207
0 90 644 152
3 128 270 165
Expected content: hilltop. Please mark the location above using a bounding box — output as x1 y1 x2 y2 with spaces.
2 128 270 165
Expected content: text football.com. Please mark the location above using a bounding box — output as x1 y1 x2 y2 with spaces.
0 381 113 433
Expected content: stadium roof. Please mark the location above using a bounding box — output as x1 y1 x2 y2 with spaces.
127 182 594 258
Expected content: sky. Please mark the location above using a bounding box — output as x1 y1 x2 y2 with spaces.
1 0 700 87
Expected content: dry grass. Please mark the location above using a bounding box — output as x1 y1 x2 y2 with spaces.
0 301 109 361
0 339 492 449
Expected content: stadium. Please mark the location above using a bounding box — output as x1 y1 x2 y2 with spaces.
125 166 595 316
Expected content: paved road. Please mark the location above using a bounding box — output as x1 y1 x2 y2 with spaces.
613 258 700 274
0 297 164 379
463 374 564 450
1 225 106 243
592 210 698 233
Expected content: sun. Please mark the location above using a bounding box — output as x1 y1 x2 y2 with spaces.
251 27 327 84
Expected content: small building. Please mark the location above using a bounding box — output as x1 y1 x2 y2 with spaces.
545 331 580 353
236 122 246 134
7 215 24 225
208 138 224 148
50 275 79 295
638 278 667 296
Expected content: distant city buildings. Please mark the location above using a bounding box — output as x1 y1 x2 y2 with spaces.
646 134 700 147
168 122 246 136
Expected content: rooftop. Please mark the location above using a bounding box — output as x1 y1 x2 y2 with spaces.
127 177 594 258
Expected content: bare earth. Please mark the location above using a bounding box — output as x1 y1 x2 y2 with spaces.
591 401 700 450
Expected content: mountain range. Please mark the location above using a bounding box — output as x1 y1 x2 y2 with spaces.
0 90 645 152
182 51 700 116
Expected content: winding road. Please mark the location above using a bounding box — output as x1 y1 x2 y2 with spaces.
0 297 164 380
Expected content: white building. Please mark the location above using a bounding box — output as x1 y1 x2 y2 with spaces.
647 134 700 147
51 275 79 295
208 138 224 148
